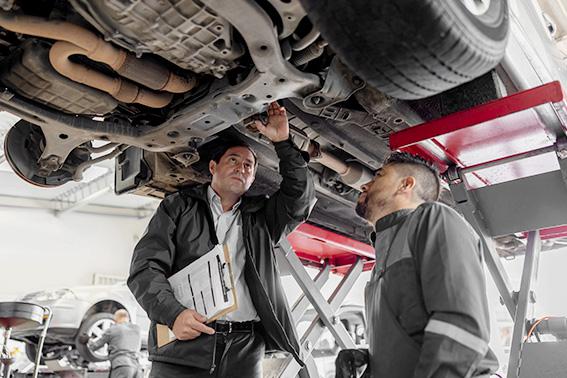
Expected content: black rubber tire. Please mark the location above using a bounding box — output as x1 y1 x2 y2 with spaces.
25 343 65 364
24 343 44 364
75 312 114 363
301 0 509 100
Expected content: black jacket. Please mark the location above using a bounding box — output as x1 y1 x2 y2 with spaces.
127 139 314 369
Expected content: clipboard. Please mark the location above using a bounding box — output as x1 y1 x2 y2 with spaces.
156 244 238 347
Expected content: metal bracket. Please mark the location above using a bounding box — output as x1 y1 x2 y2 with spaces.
317 105 375 125
265 0 306 39
444 165 462 185
556 138 567 188
303 58 365 110
447 166 517 319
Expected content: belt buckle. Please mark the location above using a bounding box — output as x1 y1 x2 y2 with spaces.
228 321 232 334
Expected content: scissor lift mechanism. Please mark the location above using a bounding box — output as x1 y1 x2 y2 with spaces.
272 223 374 377
3 84 564 378
279 81 567 378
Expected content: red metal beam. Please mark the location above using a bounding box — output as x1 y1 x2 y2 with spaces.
389 81 564 150
388 81 567 249
287 83 567 274
288 223 375 260
287 223 375 273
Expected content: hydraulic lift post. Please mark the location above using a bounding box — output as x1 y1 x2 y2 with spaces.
508 231 541 378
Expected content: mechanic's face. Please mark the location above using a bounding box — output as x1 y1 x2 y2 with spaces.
356 164 402 224
209 146 256 198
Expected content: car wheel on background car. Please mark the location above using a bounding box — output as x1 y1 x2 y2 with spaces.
25 343 68 364
300 0 509 100
75 312 115 362
24 343 44 364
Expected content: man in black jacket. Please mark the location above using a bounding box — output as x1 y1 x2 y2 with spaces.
128 102 314 377
336 152 498 377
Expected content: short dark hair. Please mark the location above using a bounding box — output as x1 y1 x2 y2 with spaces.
384 151 440 202
210 139 258 168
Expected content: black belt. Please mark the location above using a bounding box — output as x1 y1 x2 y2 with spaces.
212 320 257 334
209 321 260 373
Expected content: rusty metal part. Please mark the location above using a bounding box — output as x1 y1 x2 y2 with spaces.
49 41 173 108
0 11 197 98
290 39 327 66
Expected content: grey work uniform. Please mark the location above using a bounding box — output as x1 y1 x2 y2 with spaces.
365 203 498 377
89 322 142 378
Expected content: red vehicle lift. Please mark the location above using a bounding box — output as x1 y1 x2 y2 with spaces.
277 81 567 378
271 224 374 377
390 81 567 378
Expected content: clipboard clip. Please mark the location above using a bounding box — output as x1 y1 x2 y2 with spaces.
216 255 230 302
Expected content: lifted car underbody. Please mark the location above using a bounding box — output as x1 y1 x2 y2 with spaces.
1 0 559 255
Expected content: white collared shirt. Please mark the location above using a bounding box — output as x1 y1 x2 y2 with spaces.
207 186 259 321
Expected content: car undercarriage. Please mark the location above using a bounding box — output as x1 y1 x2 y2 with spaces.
1 0 555 256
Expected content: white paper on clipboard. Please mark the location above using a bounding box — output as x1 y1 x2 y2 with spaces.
156 244 237 347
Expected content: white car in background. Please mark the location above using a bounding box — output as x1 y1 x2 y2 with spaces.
12 283 149 366
15 281 365 376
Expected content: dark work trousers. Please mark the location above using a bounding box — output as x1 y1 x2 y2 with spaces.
149 328 265 378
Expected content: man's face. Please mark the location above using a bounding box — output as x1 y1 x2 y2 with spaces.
209 146 256 198
355 164 402 223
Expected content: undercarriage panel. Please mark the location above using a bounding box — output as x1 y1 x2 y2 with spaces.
0 41 117 115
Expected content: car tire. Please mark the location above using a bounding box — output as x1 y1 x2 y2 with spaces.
301 0 509 99
75 312 115 362
24 343 44 364
25 343 66 364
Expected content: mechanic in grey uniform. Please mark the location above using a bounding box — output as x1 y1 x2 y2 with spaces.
84 309 142 378
128 102 314 377
336 152 498 378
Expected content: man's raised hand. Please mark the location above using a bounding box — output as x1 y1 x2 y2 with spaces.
254 102 289 143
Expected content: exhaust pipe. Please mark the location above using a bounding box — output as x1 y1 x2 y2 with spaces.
303 140 373 190
314 150 374 190
0 12 197 107
50 42 173 108
289 130 374 191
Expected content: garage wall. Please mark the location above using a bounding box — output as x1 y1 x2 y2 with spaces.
0 207 150 299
